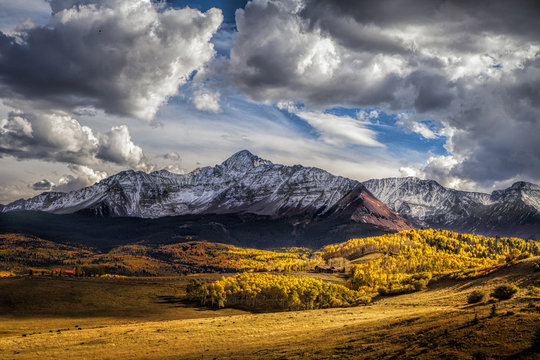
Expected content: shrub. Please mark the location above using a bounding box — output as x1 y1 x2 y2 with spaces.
412 279 427 291
467 290 485 304
491 284 519 300
527 286 540 296
377 287 388 295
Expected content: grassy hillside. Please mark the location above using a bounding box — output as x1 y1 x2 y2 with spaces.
0 233 322 276
1 229 539 358
321 229 540 294
3 229 539 291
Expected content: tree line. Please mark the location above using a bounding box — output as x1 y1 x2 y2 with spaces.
186 272 370 310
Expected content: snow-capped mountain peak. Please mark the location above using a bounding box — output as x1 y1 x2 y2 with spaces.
1 150 409 232
363 177 540 238
221 150 272 171
491 181 540 212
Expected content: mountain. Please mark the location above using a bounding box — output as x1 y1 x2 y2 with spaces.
0 151 409 248
2 150 408 228
5 150 536 241
363 177 540 239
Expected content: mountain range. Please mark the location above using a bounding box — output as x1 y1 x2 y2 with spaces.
0 150 408 248
363 177 540 239
1 150 539 246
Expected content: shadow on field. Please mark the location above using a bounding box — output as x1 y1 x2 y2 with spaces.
154 295 191 307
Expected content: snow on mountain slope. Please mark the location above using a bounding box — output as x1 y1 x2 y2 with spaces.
2 150 409 231
490 181 540 212
363 177 540 238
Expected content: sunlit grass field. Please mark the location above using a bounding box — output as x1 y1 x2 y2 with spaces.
1 257 539 359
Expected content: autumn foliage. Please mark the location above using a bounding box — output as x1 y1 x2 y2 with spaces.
186 272 370 310
321 229 539 294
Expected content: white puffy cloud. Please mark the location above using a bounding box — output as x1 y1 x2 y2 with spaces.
399 167 419 178
0 0 223 120
192 89 221 113
356 110 380 122
0 110 152 170
163 164 184 174
55 164 107 192
396 113 439 139
98 125 151 171
421 155 477 191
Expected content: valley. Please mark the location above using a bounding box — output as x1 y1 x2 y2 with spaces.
1 152 539 359
1 0 538 358
1 229 539 358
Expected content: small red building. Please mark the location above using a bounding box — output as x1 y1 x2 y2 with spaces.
314 265 340 273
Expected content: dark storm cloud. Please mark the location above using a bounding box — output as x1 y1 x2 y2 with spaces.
0 0 222 121
300 0 540 43
221 0 540 188
407 71 455 113
31 179 53 191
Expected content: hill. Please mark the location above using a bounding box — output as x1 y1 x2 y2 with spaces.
0 209 400 250
321 228 539 294
0 233 324 276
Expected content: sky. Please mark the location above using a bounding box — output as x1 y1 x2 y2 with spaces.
0 0 539 203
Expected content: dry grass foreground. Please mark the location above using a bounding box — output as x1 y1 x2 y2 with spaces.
1 258 539 359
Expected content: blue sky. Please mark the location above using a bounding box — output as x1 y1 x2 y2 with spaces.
0 0 538 202
166 0 248 24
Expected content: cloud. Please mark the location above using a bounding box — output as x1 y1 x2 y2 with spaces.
163 152 181 161
192 89 221 113
356 110 380 122
54 164 107 192
0 184 33 204
0 110 152 170
31 179 53 191
163 164 183 174
295 111 384 147
0 0 50 33
219 0 540 188
396 113 438 139
0 0 223 120
98 125 152 171
399 167 419 178
422 155 477 191
153 98 402 182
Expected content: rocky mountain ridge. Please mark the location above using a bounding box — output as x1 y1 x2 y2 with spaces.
2 151 539 239
1 150 409 232
363 177 540 238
